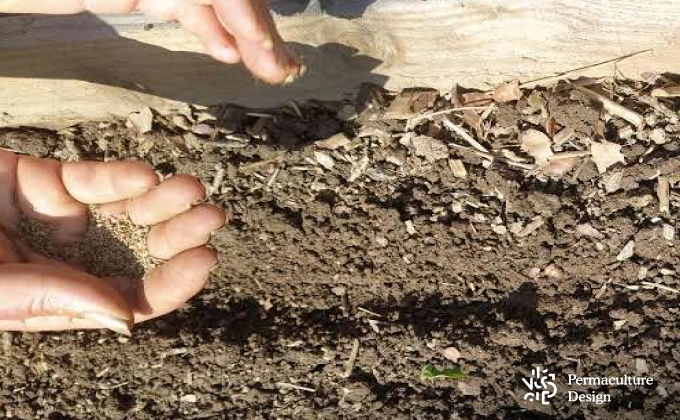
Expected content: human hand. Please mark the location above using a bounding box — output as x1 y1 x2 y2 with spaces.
0 0 303 84
0 150 226 334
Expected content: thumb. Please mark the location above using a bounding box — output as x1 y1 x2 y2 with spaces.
0 264 134 335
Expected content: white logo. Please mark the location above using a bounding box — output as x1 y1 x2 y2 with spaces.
522 367 557 405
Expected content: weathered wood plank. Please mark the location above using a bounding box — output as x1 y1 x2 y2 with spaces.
1 0 679 128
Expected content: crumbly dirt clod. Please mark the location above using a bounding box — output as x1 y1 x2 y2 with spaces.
2 76 680 419
20 210 159 279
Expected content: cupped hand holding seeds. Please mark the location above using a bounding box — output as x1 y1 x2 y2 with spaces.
0 0 303 84
0 150 226 334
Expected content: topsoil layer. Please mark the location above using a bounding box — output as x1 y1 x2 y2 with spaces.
1 75 680 419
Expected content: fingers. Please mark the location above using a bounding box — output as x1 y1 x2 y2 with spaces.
134 246 217 322
16 156 87 243
174 1 241 64
147 203 226 259
127 174 206 226
213 0 303 83
211 0 271 46
0 263 133 334
61 161 159 204
0 150 20 232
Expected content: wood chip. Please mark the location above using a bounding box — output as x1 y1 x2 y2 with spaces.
576 86 644 129
576 224 604 239
516 217 544 237
662 224 675 241
492 79 522 102
448 159 467 178
616 240 635 261
590 141 625 174
602 170 623 193
651 85 680 98
520 129 553 165
349 155 369 182
179 394 198 403
316 133 351 150
405 220 417 235
442 347 461 362
314 151 335 170
657 176 670 214
128 107 154 134
553 128 576 146
540 156 580 177
613 319 627 330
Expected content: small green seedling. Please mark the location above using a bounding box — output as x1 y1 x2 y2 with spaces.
422 364 467 380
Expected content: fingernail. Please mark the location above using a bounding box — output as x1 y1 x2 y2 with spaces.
298 64 307 78
81 312 133 336
282 74 295 86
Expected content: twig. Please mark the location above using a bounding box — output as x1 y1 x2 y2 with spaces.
407 106 492 127
99 382 129 391
548 151 592 160
342 339 361 379
239 155 285 173
442 117 490 154
357 307 383 318
641 282 680 294
448 143 534 170
518 49 653 88
276 382 316 393
576 86 645 129
266 167 281 189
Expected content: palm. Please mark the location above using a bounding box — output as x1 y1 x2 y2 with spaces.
0 151 225 334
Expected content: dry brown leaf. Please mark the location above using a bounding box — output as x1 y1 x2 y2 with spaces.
316 133 351 150
521 129 553 164
383 88 438 120
493 79 522 103
462 92 494 106
590 141 625 174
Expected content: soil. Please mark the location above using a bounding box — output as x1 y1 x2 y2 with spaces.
1 75 679 419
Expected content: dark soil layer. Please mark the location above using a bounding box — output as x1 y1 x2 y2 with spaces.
1 76 680 419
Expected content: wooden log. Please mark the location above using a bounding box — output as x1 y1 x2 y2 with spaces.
1 0 679 129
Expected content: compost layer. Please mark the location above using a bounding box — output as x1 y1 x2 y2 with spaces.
1 76 679 419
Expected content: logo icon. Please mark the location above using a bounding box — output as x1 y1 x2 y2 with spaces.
522 367 557 405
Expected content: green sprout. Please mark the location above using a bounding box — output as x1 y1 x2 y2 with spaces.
422 364 467 380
